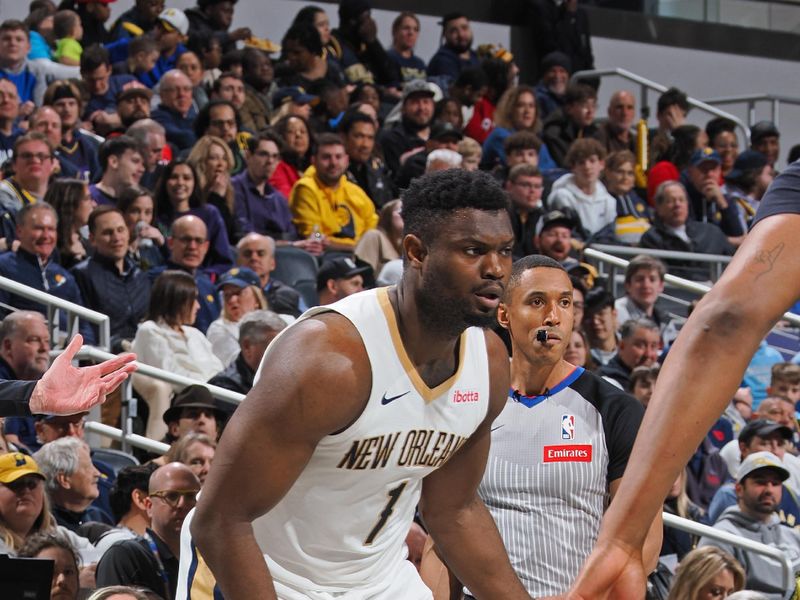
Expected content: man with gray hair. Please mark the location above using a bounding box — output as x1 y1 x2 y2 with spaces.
0 311 50 451
151 69 197 150
425 148 462 173
640 180 735 280
208 310 287 408
34 436 113 531
599 318 661 392
126 118 167 191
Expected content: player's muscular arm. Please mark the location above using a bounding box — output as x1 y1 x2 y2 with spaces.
570 213 800 599
191 314 372 600
608 478 662 574
420 331 531 600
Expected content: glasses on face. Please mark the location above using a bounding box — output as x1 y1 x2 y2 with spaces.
44 418 86 434
165 85 194 94
150 489 198 508
3 477 42 494
176 236 206 246
241 248 267 258
210 119 236 129
17 152 52 163
254 151 281 161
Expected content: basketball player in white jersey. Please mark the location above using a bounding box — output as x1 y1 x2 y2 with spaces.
189 170 532 599
475 255 661 597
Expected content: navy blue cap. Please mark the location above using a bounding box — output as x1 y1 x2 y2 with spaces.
216 266 261 291
690 147 721 167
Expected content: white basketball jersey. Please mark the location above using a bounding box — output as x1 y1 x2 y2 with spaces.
253 287 491 596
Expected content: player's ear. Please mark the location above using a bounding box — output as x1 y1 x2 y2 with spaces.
497 301 510 329
403 233 426 268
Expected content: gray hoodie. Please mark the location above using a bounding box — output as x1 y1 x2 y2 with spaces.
699 505 800 599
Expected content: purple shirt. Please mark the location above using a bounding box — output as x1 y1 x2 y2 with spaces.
89 183 116 206
231 171 296 239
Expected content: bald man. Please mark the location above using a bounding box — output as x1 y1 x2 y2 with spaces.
97 462 201 597
148 215 220 332
594 90 637 155
236 233 303 317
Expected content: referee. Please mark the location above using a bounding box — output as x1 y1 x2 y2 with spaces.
471 255 661 598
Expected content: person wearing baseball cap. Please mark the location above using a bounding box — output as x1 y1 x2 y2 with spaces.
153 8 189 77
208 266 268 366
698 450 800 597
708 419 797 524
682 146 745 239
379 79 439 178
724 150 774 229
0 452 51 551
316 257 370 306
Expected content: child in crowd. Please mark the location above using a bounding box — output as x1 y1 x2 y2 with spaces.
769 362 800 407
457 137 481 171
548 138 617 240
52 9 83 66
630 365 659 408
112 36 160 87
153 8 189 80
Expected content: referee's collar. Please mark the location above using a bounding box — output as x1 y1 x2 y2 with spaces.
510 367 585 408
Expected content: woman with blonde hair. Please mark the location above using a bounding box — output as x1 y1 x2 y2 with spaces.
187 135 239 243
482 84 556 171
662 467 705 559
0 452 55 553
164 432 217 485
354 199 403 274
667 546 745 600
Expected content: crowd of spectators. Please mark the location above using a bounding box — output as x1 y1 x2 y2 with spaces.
0 0 798 598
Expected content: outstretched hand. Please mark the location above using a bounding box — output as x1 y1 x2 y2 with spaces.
565 539 647 600
29 335 137 416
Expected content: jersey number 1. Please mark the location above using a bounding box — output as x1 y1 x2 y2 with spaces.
364 482 407 545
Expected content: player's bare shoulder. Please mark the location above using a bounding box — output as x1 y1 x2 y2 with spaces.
241 311 373 438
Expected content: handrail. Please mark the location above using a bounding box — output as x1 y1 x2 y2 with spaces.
570 67 750 140
588 243 731 284
75 346 246 405
0 275 111 351
85 421 170 455
703 93 800 128
662 512 794 599
582 247 800 327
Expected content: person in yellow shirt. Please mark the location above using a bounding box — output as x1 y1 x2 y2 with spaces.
290 132 378 251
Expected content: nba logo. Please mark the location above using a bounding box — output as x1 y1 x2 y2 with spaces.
561 414 575 440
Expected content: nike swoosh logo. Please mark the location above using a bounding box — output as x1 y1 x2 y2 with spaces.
381 391 411 405
491 425 505 432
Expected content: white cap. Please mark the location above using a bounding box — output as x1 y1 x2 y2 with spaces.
736 451 790 483
159 8 189 36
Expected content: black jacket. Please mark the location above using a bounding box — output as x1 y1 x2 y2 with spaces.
347 158 397 210
599 354 633 392
264 278 302 318
208 353 255 416
96 528 178 599
72 254 151 351
639 218 735 281
542 109 599 168
378 121 427 182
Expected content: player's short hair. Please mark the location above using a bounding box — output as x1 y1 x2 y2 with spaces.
402 169 508 247
504 254 567 302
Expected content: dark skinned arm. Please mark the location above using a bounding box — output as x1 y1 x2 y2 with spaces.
419 331 531 600
568 213 800 599
191 313 372 600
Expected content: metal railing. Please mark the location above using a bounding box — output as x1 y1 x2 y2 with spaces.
0 275 111 351
663 513 795 599
583 247 800 327
702 93 800 129
588 244 732 283
85 421 170 455
571 67 750 140
74 346 246 453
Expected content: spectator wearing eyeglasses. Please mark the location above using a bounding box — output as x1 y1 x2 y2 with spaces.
96 462 201 598
504 164 544 260
232 132 295 242
148 215 220 333
151 69 198 151
236 233 304 317
0 133 54 223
